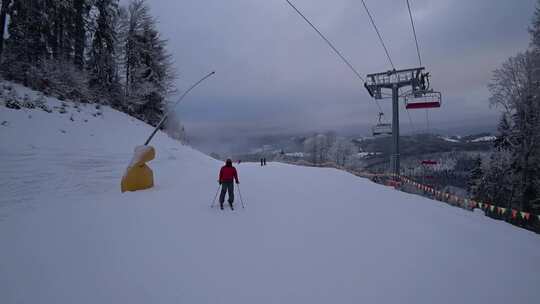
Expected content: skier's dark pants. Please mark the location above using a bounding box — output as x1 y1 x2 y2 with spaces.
219 182 234 205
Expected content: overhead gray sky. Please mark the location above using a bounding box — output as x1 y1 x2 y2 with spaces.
143 0 536 140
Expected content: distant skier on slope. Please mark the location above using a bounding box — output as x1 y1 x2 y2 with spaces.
218 159 240 210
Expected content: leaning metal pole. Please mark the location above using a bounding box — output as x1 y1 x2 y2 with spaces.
144 71 216 146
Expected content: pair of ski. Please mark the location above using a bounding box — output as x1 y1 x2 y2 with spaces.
218 204 235 211
210 186 245 209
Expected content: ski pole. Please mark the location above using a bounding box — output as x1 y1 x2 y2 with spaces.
210 185 221 208
237 184 245 209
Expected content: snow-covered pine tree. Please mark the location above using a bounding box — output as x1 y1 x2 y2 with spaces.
530 0 540 53
3 0 48 82
87 0 121 103
46 0 76 62
123 0 150 98
73 0 90 69
511 92 539 211
467 156 484 197
483 150 515 209
122 0 174 126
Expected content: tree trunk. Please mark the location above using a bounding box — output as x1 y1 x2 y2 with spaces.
0 0 11 61
73 0 85 69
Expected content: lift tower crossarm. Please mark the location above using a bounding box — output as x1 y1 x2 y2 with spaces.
366 67 425 91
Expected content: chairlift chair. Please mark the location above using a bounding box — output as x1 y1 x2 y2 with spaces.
405 90 442 109
372 123 392 136
372 112 392 137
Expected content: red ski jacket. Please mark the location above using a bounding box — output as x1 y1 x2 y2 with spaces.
219 166 239 183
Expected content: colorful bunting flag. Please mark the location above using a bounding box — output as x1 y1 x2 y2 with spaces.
520 212 531 221
368 172 540 228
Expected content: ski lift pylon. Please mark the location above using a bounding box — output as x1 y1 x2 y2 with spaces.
405 90 442 109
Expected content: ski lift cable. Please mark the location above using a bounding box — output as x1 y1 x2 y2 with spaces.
358 1 420 131
406 0 422 67
285 0 365 82
360 0 395 70
357 0 397 120
406 0 436 133
285 0 385 114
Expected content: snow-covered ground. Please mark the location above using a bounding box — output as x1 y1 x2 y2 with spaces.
357 151 382 158
440 136 460 143
285 152 305 157
471 135 497 142
1 85 540 304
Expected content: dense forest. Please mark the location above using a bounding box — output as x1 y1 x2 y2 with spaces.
0 0 175 127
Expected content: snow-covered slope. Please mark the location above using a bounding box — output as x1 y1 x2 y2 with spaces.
1 84 539 304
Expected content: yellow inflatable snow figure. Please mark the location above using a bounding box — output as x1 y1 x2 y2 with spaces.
121 145 155 192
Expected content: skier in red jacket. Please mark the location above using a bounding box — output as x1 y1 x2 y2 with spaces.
218 159 240 210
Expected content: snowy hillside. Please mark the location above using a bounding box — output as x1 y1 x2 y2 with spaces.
1 84 540 304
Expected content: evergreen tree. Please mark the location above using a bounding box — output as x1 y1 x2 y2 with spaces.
510 93 539 210
0 0 178 132
123 0 151 98
73 0 89 69
468 156 484 198
482 151 515 208
46 0 76 61
3 0 48 81
122 0 174 126
87 0 120 101
530 0 540 51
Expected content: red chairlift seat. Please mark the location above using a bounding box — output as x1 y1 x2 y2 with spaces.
406 101 440 109
421 160 438 165
405 91 442 109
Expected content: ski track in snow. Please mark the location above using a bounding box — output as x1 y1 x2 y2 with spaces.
0 147 125 218
1 84 540 304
